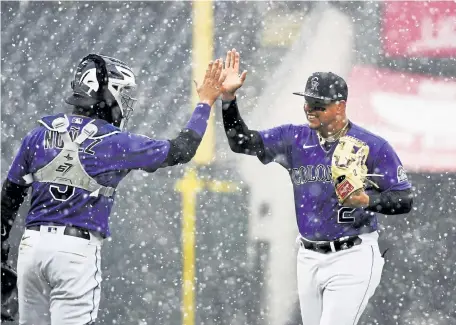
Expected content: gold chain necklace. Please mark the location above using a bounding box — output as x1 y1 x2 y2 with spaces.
318 121 350 149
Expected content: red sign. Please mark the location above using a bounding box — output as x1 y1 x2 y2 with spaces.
382 1 456 58
348 65 456 172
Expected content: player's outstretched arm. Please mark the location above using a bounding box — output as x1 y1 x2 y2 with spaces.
222 97 265 158
118 60 227 172
162 59 226 167
220 49 265 158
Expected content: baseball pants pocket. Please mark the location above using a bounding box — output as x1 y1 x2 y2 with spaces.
49 240 102 325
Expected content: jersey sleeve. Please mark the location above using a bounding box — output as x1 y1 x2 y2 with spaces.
7 132 34 186
370 141 411 191
108 103 210 172
258 124 294 168
110 133 171 172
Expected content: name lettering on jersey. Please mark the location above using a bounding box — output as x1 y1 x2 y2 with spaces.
84 138 102 155
44 130 79 149
44 130 102 155
289 164 332 185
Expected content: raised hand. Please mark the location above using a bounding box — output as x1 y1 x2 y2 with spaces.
195 59 226 107
221 49 247 101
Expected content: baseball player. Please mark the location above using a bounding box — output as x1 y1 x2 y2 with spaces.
0 54 226 324
220 49 413 325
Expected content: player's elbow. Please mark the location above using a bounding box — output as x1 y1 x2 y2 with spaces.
166 147 197 166
401 194 414 214
180 147 198 164
227 137 254 155
391 193 414 215
368 189 414 215
166 130 202 166
227 139 243 154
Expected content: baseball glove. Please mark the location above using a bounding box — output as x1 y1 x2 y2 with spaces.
331 136 377 204
1 261 18 321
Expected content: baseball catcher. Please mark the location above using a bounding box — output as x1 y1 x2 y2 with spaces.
1 54 226 324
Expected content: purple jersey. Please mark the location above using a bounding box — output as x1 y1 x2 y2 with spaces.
259 122 411 240
7 104 211 237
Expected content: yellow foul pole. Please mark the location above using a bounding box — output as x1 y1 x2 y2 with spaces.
192 0 214 165
176 175 239 325
176 169 203 325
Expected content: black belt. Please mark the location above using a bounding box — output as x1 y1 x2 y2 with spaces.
27 225 91 240
300 236 362 254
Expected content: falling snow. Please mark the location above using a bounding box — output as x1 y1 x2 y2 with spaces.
1 2 455 325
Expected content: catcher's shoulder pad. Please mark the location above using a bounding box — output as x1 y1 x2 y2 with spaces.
38 113 67 129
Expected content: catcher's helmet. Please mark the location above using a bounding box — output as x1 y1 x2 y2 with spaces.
1 263 18 321
66 54 137 130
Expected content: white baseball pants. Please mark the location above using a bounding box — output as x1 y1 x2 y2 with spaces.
297 231 385 325
17 225 102 325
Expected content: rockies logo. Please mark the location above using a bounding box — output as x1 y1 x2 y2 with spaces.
311 77 319 91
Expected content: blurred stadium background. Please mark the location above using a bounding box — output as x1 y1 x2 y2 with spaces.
1 1 455 324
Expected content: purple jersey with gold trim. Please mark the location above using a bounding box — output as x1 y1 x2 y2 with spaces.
7 104 210 237
259 122 411 240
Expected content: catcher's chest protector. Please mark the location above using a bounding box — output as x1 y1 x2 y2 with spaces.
23 115 115 197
